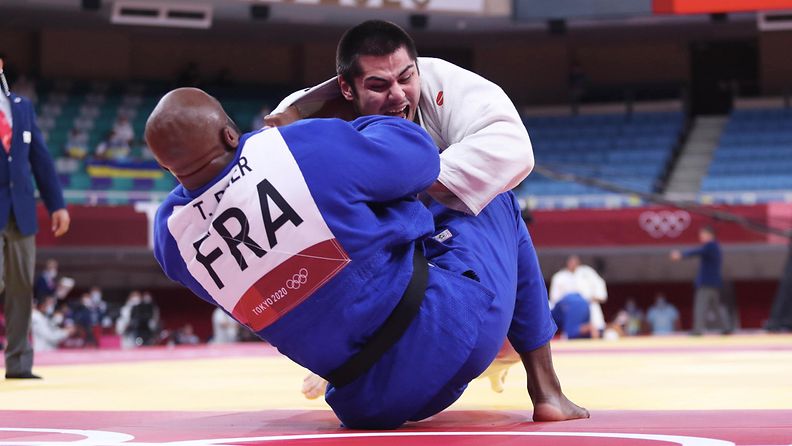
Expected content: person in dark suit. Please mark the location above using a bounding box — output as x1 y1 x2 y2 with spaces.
0 57 70 379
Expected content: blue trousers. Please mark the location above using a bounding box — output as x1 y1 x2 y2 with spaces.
327 192 556 429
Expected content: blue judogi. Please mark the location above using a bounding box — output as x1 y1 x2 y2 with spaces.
154 116 555 429
551 293 591 339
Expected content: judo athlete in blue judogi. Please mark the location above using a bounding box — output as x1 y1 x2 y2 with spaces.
550 293 591 340
147 88 586 429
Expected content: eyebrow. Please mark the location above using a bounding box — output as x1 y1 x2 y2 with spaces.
363 64 415 83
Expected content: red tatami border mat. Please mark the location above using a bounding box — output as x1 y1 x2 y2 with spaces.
0 410 790 445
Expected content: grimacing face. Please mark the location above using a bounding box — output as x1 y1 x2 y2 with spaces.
340 46 421 122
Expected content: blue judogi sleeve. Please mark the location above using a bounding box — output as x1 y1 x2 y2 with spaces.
280 116 439 203
350 116 439 201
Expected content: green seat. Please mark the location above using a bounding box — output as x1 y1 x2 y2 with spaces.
68 174 92 191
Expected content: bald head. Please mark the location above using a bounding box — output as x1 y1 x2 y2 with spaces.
145 87 240 190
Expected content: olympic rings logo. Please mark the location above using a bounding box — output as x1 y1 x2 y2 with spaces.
638 210 691 239
286 268 309 290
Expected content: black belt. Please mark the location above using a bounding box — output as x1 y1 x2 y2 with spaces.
326 243 428 388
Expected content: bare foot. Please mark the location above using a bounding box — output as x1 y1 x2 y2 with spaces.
485 366 508 393
301 372 328 400
521 342 590 422
532 394 590 422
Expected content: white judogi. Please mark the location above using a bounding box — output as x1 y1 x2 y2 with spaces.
549 265 608 331
211 307 240 344
273 57 534 216
31 309 69 352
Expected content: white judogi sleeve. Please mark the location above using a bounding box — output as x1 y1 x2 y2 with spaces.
576 265 608 331
273 77 340 115
548 269 574 309
415 58 533 215
272 57 534 216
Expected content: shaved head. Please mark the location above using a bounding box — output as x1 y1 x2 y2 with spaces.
145 87 240 190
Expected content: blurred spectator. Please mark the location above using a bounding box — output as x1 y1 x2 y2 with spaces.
112 115 135 146
116 290 142 349
55 277 75 301
65 127 89 160
129 291 160 346
31 296 73 351
95 130 131 161
52 300 69 327
604 298 644 339
71 293 104 347
646 293 680 335
549 254 608 338
618 298 644 336
89 286 111 329
211 307 239 344
33 258 59 302
670 226 730 335
139 142 155 160
174 324 200 345
33 259 74 304
250 104 272 131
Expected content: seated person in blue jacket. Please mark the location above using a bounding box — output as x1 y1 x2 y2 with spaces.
146 88 588 429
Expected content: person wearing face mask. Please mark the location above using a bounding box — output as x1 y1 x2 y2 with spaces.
31 296 73 352
34 258 59 302
116 291 142 349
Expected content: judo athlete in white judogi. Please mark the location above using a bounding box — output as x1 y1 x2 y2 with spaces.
265 20 587 421
549 255 608 338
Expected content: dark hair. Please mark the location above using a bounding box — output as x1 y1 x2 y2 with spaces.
700 225 716 236
336 20 418 86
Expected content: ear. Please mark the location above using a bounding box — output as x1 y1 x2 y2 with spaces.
222 125 240 151
338 76 355 102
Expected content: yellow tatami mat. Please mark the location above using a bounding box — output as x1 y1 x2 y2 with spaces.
3 333 791 413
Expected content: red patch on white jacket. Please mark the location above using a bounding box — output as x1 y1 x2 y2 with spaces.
436 91 444 107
